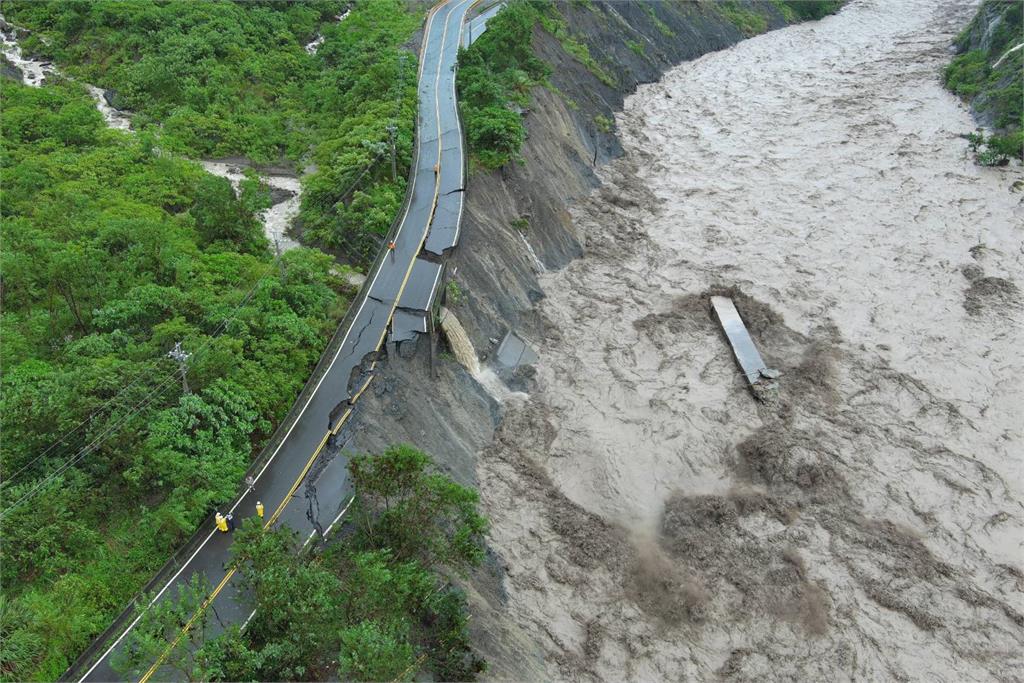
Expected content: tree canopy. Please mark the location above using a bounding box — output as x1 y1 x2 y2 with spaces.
0 78 346 681
5 0 425 265
113 446 488 682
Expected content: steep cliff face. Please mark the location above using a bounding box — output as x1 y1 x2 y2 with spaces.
948 0 1022 126
943 0 1022 162
451 1 792 354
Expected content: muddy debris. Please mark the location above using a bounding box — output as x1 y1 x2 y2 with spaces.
625 538 708 626
477 0 1023 679
964 274 1021 316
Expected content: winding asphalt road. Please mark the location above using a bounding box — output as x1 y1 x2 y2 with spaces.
73 1 477 680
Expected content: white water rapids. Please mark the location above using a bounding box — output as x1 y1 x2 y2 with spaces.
480 0 1023 680
198 161 301 252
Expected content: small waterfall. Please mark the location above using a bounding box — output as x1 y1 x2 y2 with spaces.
2 14 56 86
439 307 527 402
518 232 546 272
305 10 350 55
86 85 132 131
199 161 301 251
2 14 132 130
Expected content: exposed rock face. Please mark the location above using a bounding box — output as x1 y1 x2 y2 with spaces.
1 55 22 81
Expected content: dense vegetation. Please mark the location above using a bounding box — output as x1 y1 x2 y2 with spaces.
457 2 552 169
716 1 844 37
771 0 844 22
456 1 620 170
4 0 424 264
113 446 488 682
0 79 346 680
944 0 1023 164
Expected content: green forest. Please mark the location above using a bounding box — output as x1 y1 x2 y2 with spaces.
943 0 1023 164
0 0 431 678
4 0 424 263
0 77 349 681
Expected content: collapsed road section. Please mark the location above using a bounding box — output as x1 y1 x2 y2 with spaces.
68 1 482 680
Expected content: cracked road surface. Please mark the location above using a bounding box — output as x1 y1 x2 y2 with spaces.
73 1 476 680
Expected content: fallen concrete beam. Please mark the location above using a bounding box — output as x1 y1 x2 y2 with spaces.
496 330 538 368
710 296 778 388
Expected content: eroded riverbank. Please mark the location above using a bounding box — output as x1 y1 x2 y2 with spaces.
479 0 1023 679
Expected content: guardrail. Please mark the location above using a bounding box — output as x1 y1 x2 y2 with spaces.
59 6 438 680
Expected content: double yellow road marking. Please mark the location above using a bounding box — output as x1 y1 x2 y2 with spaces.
136 1 476 680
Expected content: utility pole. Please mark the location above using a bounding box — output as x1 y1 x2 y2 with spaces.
168 342 192 394
388 53 408 184
387 123 398 182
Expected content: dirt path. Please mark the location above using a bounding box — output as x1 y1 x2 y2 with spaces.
478 0 1023 679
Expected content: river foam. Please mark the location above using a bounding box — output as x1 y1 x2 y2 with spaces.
480 0 1023 679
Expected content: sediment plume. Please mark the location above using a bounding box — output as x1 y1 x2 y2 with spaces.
477 0 1024 679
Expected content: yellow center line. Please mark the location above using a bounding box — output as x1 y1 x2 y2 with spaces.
135 3 472 680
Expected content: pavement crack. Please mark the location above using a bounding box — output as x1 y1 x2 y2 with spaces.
340 307 377 362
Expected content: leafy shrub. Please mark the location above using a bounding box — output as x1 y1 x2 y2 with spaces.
715 1 768 36
778 0 844 21
0 80 345 681
456 2 552 169
943 0 1023 162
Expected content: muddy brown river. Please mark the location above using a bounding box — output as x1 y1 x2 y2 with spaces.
479 0 1023 679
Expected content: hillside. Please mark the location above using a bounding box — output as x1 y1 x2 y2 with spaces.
0 78 346 680
944 0 1023 163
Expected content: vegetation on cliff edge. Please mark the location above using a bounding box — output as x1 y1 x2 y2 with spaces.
944 0 1023 164
112 446 488 682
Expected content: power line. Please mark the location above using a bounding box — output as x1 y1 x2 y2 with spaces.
4 48 416 499
0 256 282 513
3 254 276 487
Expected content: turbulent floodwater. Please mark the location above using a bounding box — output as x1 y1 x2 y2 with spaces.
480 0 1023 680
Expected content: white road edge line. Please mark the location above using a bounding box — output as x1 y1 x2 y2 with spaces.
76 4 446 679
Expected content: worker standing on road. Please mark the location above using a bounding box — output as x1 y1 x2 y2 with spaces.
225 512 235 531
215 512 228 533
256 500 264 519
388 240 396 260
